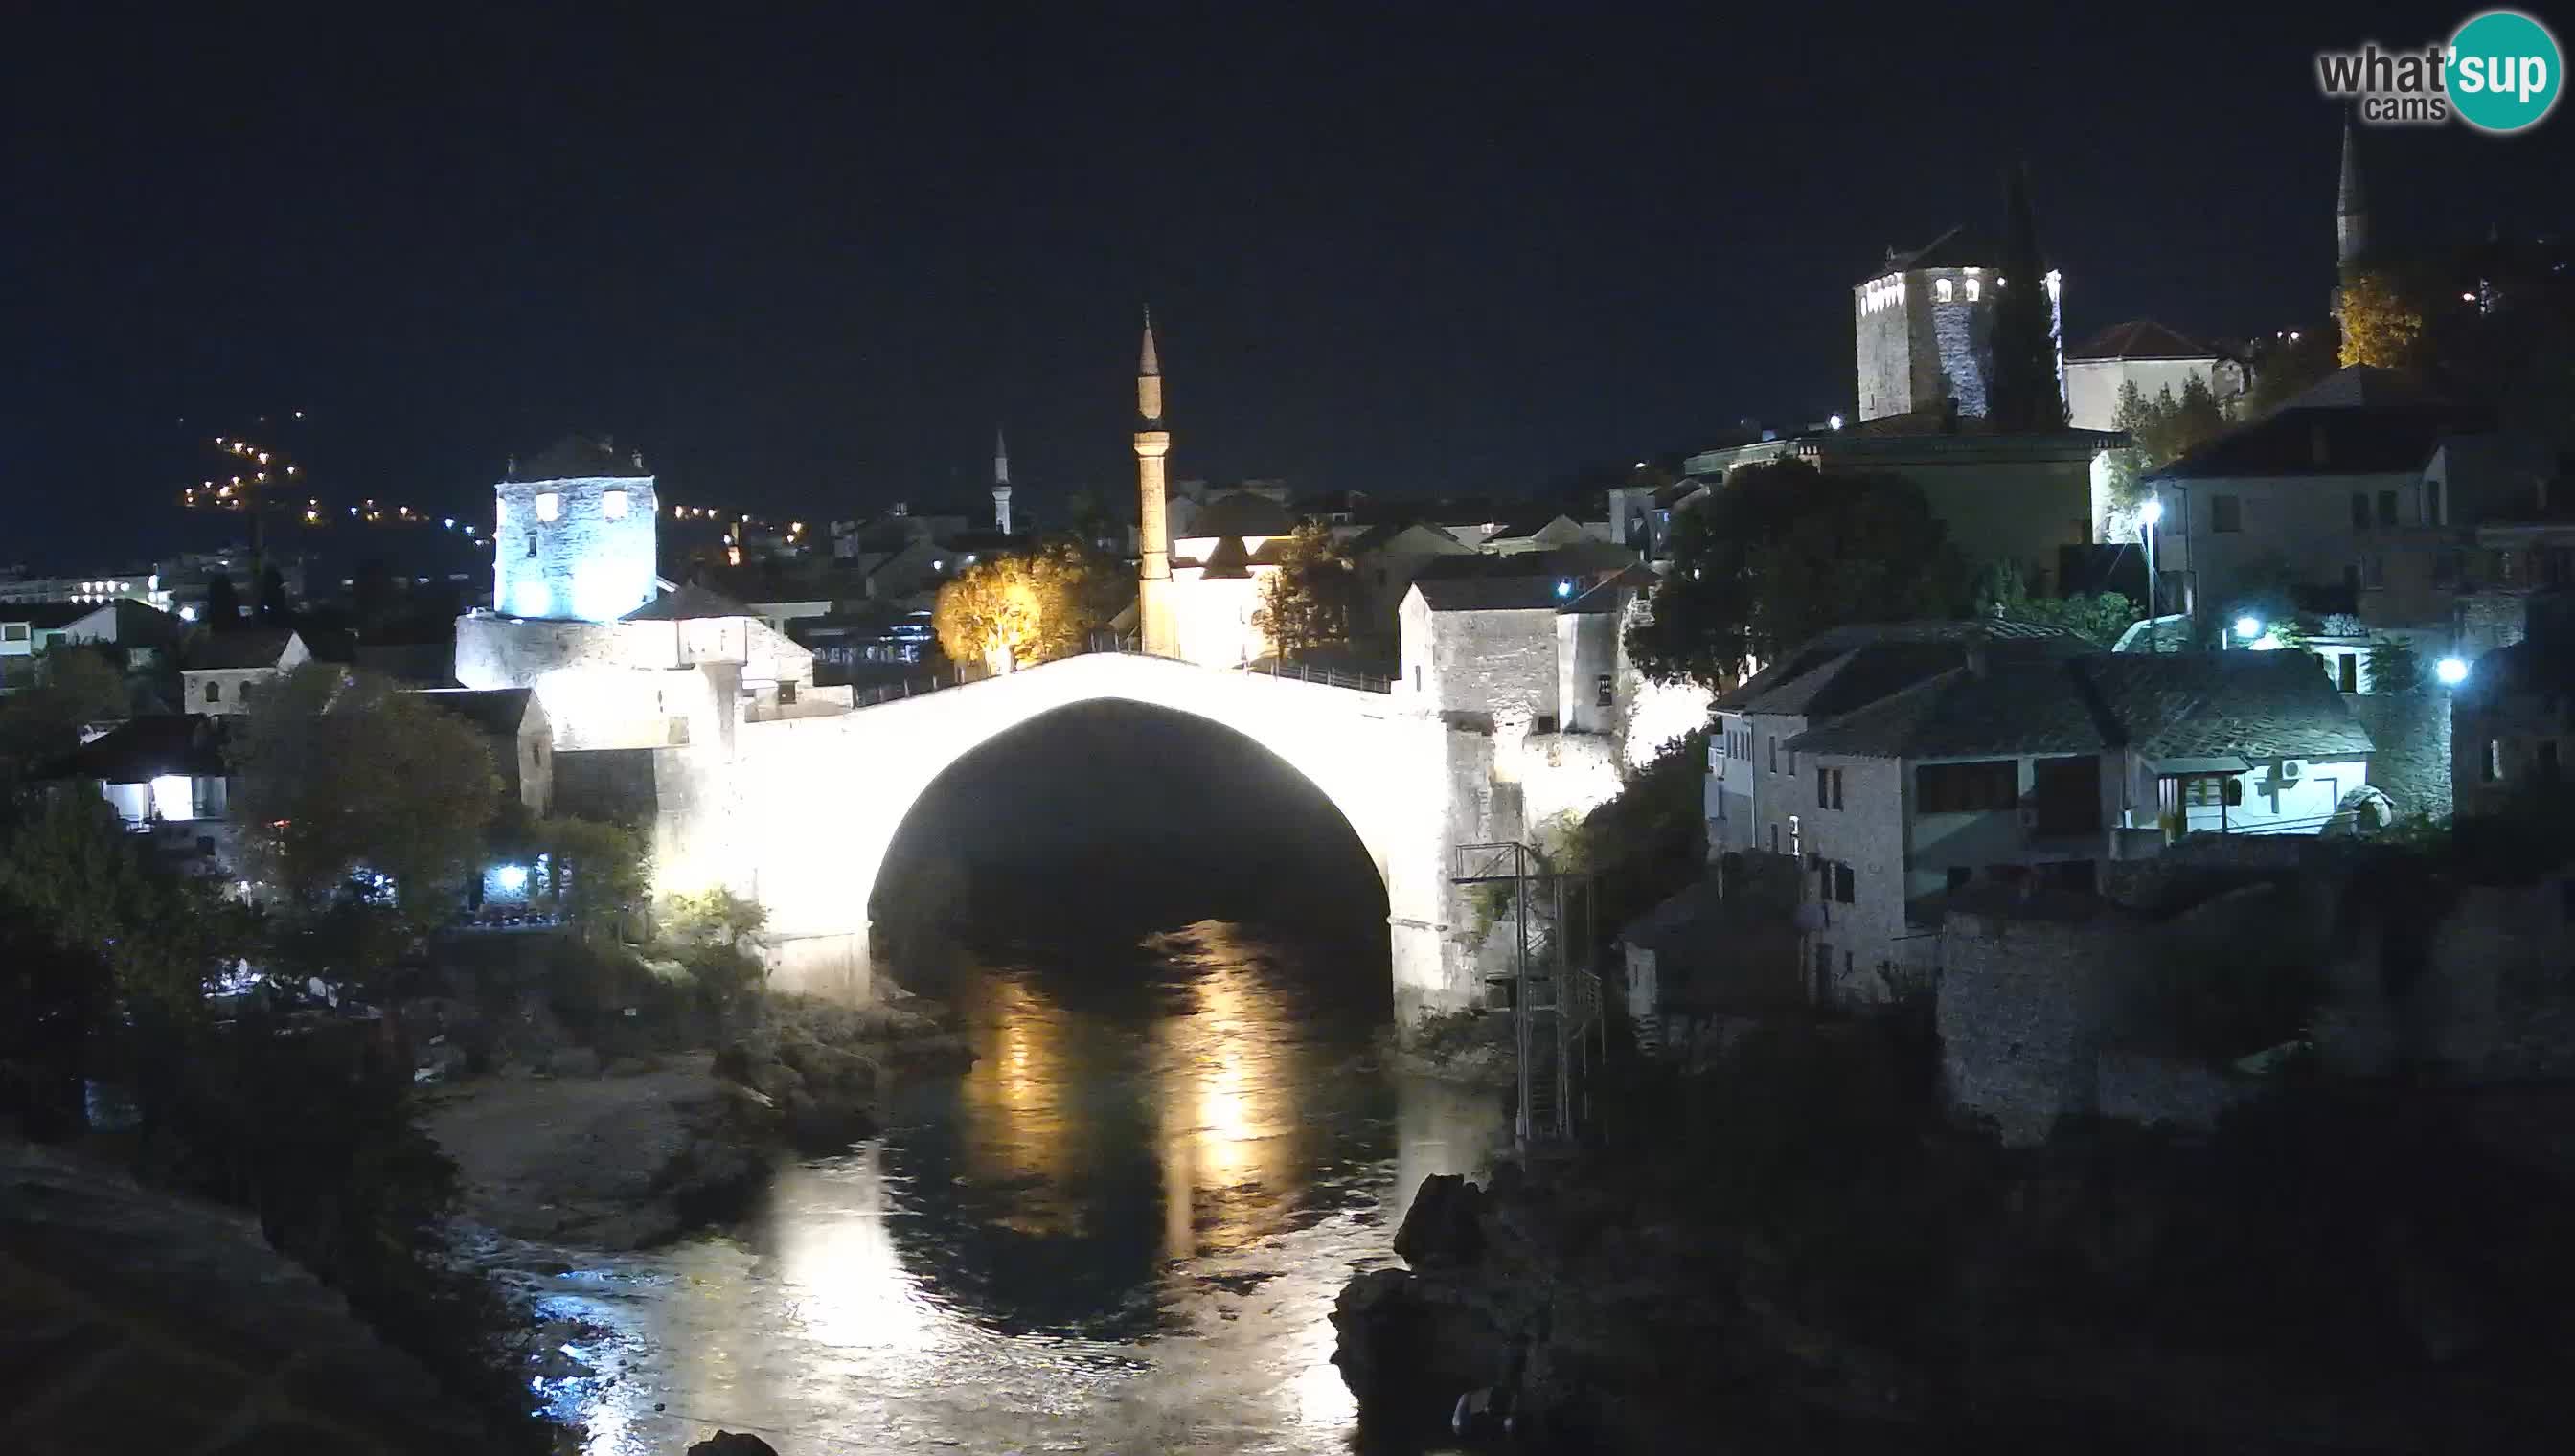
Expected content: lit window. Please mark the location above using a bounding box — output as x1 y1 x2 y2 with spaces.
603 489 628 520
1935 278 1954 303
536 492 561 522
1964 278 1982 302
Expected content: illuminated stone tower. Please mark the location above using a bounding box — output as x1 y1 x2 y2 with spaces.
991 425 1014 535
492 435 658 623
1133 310 1178 657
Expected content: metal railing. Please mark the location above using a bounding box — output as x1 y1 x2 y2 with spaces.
1453 840 1604 1149
836 639 1394 711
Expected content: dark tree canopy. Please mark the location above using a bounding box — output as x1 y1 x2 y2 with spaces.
1626 459 1966 689
203 573 242 629
1988 164 2066 433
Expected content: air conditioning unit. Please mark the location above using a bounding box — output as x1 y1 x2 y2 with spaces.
2278 759 2303 783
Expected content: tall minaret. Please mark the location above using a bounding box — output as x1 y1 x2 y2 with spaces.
2336 118 2371 270
991 425 1014 535
1133 308 1178 657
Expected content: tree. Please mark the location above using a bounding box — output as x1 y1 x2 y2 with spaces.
931 538 1114 673
0 646 126 777
203 573 242 629
2245 327 2341 417
536 816 651 937
229 663 498 931
1988 163 2067 432
661 887 768 1022
1251 521 1355 664
1627 459 1964 689
1971 560 2140 648
2101 376 2233 517
256 564 291 626
2366 636 2424 693
2338 267 2427 371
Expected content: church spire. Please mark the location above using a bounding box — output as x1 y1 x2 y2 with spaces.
2337 117 2370 268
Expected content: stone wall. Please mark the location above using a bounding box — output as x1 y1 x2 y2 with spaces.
1935 908 2129 1146
493 471 658 623
2345 689 2453 820
1425 607 1560 725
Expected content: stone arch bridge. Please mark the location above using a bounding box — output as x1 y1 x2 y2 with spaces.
723 652 1480 1024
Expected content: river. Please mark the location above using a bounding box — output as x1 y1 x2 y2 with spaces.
518 914 1508 1454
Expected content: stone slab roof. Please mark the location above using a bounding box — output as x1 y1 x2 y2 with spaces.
2149 403 2493 481
2065 319 2218 363
1713 620 2089 714
1414 576 1569 612
622 584 754 622
1785 649 2373 762
184 627 301 671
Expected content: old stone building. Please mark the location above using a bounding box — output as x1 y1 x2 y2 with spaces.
492 435 659 625
1853 225 2062 424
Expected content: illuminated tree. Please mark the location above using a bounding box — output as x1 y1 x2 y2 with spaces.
2338 267 2427 369
931 539 1115 673
1971 559 2138 648
1251 522 1354 664
2101 375 2232 511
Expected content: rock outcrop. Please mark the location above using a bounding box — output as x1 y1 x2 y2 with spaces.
714 993 974 1152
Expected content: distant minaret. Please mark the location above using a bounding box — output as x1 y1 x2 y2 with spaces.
991 425 1014 535
1133 308 1177 657
2336 118 2371 269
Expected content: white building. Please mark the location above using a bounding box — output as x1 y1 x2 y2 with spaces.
181 629 309 715
1778 649 2373 1006
2062 320 2245 431
1163 489 1296 669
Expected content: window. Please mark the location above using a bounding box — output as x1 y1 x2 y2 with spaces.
1935 278 1955 302
2338 653 2359 694
1770 825 1780 853
2211 494 2242 534
1816 766 1843 808
1413 666 1422 691
1916 760 2018 813
536 491 562 522
2351 492 2372 530
778 680 798 707
2182 774 2244 807
2485 739 2502 783
203 680 221 703
1769 737 1778 773
2378 490 2399 527
603 489 629 520
1834 862 1855 904
1964 277 1982 302
526 535 538 557
1 623 25 642
1595 673 1614 708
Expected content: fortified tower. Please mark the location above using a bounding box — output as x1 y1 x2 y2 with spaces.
1133 311 1178 657
492 435 658 623
991 425 1014 535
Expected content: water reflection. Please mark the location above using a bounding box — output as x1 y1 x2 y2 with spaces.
538 918 1505 1454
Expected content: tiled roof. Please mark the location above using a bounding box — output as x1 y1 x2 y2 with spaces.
2065 319 2217 363
409 687 537 738
1784 650 2372 761
1414 576 1569 612
185 628 301 671
1558 564 1661 615
2148 404 2493 480
1713 620 2089 713
622 584 754 622
514 435 647 481
1187 491 1297 538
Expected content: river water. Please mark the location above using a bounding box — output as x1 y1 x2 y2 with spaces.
521 915 1508 1454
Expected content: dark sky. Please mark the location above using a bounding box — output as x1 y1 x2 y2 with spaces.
8 2 2569 565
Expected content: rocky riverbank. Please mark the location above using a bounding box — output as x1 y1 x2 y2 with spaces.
1331 1028 2575 1452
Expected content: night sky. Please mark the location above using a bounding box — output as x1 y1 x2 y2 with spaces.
9 3 2570 564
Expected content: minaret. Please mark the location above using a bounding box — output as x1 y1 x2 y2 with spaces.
991 425 1014 535
2336 118 2371 269
1133 308 1178 657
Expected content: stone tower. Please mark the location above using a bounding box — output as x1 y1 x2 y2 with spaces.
1133 310 1178 657
492 435 658 623
991 425 1014 535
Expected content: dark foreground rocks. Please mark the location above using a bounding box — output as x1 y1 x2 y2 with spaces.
1 1139 494 1455
687 1432 779 1456
713 992 975 1152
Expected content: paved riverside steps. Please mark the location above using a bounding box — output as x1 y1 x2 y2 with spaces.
0 1139 491 1454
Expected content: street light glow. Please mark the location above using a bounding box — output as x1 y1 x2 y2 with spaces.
2234 616 2263 641
2139 498 2164 526
2435 656 2470 686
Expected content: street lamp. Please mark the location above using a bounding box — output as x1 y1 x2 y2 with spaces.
2235 615 2264 642
2435 656 2470 686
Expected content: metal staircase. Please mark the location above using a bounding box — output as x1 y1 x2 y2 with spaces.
1453 842 1606 1149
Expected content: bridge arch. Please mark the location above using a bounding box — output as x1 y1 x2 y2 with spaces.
718 654 1459 1018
